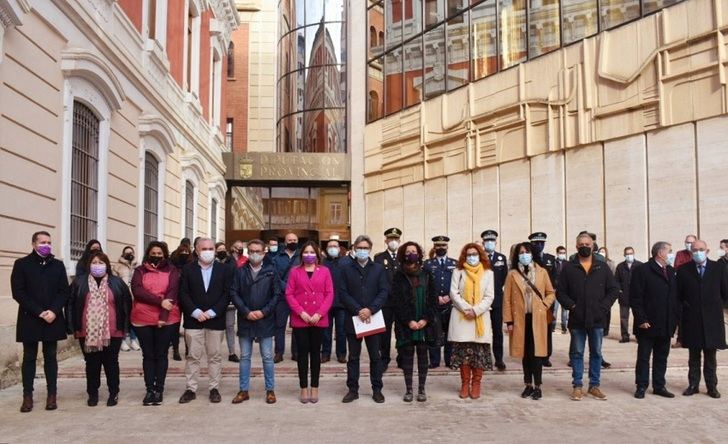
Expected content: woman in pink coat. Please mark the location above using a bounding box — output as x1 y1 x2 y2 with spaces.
285 241 334 404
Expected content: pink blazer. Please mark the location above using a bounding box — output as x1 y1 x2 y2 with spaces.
285 265 334 328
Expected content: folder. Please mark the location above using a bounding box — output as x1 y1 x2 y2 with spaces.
352 310 386 339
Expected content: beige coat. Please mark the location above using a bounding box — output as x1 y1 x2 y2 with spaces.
502 264 555 358
113 257 137 288
448 267 494 344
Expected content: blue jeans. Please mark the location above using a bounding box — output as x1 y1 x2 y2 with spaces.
239 336 274 391
569 327 603 388
551 300 569 329
322 307 348 358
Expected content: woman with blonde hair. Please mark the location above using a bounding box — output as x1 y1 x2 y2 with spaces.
503 242 555 400
449 243 494 399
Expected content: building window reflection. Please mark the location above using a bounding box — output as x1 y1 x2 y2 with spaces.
367 0 684 123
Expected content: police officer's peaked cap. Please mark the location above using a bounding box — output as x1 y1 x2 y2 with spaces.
480 230 498 241
528 232 548 242
384 227 402 238
431 235 450 244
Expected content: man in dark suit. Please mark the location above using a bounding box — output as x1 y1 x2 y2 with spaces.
482 229 507 370
616 246 642 343
423 235 456 368
677 239 728 398
11 231 70 413
373 227 401 372
629 241 680 399
340 235 389 404
530 231 557 366
178 238 232 404
271 232 300 362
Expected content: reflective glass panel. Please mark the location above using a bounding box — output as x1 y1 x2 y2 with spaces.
385 0 403 49
325 0 345 21
562 0 598 44
529 0 560 58
600 0 641 30
403 36 423 107
402 0 423 41
425 0 445 27
447 10 469 90
643 0 681 14
423 24 446 98
307 0 325 25
499 0 527 69
471 0 497 79
385 46 403 115
368 3 385 59
368 57 384 122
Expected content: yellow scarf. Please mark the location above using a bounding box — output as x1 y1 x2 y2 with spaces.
462 262 485 337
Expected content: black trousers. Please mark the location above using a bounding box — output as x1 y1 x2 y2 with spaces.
688 348 718 389
635 335 671 389
490 307 504 363
428 307 452 366
619 304 631 339
379 306 395 367
136 324 178 392
274 300 297 356
400 342 428 390
604 309 611 336
22 341 58 395
522 314 543 386
293 327 325 388
79 338 122 396
346 333 383 393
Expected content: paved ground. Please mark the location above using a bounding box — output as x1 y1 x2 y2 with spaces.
1 329 727 443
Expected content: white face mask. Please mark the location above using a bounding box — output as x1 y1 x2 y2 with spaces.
625 254 635 263
387 240 399 252
557 254 567 261
719 249 726 258
199 250 215 264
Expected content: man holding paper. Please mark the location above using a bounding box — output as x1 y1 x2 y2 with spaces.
339 235 390 404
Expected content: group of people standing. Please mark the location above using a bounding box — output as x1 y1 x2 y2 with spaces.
10 227 728 412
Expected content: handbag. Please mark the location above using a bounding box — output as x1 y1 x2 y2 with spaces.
516 268 555 324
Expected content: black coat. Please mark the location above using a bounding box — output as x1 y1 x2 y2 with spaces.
391 269 437 347
556 256 620 329
676 260 728 350
67 274 132 335
339 258 389 334
374 250 400 308
615 260 642 306
629 259 679 338
11 252 70 342
323 256 345 308
486 251 508 308
179 261 232 330
231 264 280 339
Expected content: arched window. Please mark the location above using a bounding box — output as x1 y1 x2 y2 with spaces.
143 152 159 246
369 26 377 49
378 31 384 47
227 41 235 78
70 101 100 260
368 90 380 121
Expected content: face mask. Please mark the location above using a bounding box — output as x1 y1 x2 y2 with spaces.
36 244 52 257
625 254 635 263
598 251 607 258
666 253 676 266
519 253 533 266
355 249 370 261
692 251 707 264
557 253 566 261
148 256 162 265
90 263 107 278
216 251 228 261
685 242 692 251
327 247 339 258
483 240 496 252
123 253 134 262
531 243 544 255
387 240 399 251
466 255 480 266
248 253 264 265
405 252 419 263
269 245 278 253
286 242 298 251
435 247 447 257
577 246 592 258
302 253 318 264
719 250 726 258
199 250 215 264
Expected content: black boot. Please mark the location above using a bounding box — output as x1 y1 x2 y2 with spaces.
143 390 155 406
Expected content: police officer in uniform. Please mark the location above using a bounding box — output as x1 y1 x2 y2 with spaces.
529 232 557 367
373 228 402 372
481 229 508 371
423 235 456 368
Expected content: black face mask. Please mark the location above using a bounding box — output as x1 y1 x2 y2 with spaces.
435 248 447 257
177 253 189 263
216 251 228 260
577 246 593 258
123 254 134 262
531 242 544 255
148 256 162 265
286 242 298 251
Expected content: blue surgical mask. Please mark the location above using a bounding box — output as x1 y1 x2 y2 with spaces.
625 254 635 263
557 253 566 261
355 249 370 261
483 240 496 252
518 253 533 266
327 247 339 258
692 251 707 264
269 245 278 253
667 253 676 266
466 255 480 266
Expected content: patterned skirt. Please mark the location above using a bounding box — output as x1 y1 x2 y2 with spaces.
450 342 493 370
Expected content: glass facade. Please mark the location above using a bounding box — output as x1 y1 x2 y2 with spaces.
367 0 684 122
278 0 347 153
